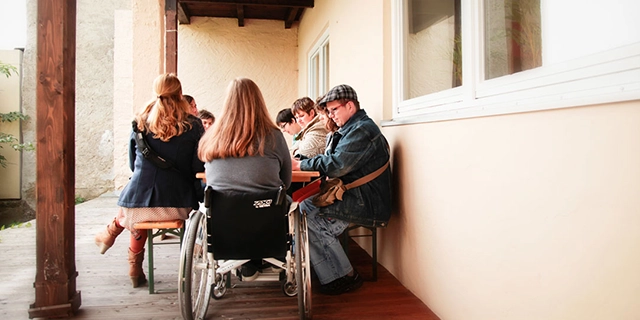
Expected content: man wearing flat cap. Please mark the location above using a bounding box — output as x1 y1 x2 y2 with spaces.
292 84 392 295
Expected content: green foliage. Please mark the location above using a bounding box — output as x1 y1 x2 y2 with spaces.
0 61 18 78
0 61 33 168
0 221 33 242
75 196 86 205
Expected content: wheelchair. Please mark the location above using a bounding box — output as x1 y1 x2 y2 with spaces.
178 186 312 320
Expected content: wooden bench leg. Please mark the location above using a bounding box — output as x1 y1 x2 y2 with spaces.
133 220 185 294
147 229 155 294
341 225 378 281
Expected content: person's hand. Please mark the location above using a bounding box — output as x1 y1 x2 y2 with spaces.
291 156 301 170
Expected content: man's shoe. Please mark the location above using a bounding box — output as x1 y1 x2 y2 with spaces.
319 271 364 295
241 263 259 281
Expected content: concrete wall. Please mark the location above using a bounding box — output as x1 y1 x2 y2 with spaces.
20 0 130 212
298 0 640 319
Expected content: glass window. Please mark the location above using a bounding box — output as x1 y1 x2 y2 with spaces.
484 0 541 80
406 0 461 100
309 31 330 100
391 0 640 123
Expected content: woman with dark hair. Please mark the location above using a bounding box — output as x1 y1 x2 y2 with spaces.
276 107 302 145
95 73 205 288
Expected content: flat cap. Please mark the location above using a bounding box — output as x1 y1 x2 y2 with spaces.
317 84 358 106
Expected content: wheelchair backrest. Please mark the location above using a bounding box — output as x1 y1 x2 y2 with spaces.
205 186 289 260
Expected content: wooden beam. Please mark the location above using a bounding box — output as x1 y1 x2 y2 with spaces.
166 0 178 74
284 7 298 29
28 0 81 317
237 4 244 27
178 2 191 24
181 0 314 8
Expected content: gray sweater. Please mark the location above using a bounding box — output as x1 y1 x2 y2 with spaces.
204 129 292 193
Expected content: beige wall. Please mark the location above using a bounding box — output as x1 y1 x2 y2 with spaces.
0 50 24 199
299 1 640 319
384 100 640 319
297 0 386 122
177 18 299 121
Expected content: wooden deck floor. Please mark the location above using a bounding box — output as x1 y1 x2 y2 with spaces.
0 193 439 320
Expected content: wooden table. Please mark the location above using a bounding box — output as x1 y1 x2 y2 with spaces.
292 170 320 182
195 171 319 183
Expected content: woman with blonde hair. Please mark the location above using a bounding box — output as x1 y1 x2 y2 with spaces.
198 77 291 279
95 73 205 288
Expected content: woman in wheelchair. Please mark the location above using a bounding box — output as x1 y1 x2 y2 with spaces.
95 73 205 288
197 77 292 280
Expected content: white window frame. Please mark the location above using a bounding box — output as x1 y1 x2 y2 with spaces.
308 29 330 100
388 0 640 125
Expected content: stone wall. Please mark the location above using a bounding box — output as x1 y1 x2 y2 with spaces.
14 0 130 222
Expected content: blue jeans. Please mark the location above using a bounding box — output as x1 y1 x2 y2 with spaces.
299 198 351 285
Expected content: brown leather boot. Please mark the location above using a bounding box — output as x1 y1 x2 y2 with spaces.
128 248 147 288
95 218 124 254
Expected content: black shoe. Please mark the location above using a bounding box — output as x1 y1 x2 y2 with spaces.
241 263 259 281
318 272 364 295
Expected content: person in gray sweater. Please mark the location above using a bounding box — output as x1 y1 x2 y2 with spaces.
198 77 292 280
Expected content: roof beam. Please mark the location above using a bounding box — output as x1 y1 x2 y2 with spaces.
180 0 314 8
284 7 299 29
178 2 191 24
236 4 244 27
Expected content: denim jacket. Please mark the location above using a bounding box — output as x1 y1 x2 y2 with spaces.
300 109 392 227
118 116 205 210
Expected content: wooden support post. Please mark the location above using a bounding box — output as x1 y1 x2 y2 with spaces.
28 0 81 318
165 0 178 74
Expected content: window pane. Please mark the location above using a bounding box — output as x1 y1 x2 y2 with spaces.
323 42 330 95
484 0 542 80
311 54 319 98
406 0 461 100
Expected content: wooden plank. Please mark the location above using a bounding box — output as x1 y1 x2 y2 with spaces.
165 0 178 74
29 0 81 318
284 7 299 28
182 0 315 8
133 220 184 229
237 4 245 26
177 2 191 24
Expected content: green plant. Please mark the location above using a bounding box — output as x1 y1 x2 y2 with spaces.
0 62 17 78
0 61 33 168
75 196 86 205
0 221 33 242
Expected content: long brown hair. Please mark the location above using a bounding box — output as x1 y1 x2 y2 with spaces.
315 94 339 132
135 73 192 141
198 78 277 160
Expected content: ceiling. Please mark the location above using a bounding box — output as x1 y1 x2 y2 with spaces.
177 0 315 29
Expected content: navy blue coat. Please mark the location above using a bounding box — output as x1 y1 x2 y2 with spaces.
118 116 205 210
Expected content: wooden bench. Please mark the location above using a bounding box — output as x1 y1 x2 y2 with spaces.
133 219 185 294
341 224 383 281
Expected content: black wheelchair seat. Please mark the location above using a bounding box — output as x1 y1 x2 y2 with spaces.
206 186 289 260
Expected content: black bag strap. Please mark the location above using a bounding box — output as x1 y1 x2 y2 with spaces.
132 120 176 170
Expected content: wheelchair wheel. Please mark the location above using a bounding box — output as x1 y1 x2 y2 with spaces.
211 268 227 300
178 210 213 320
294 209 312 320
